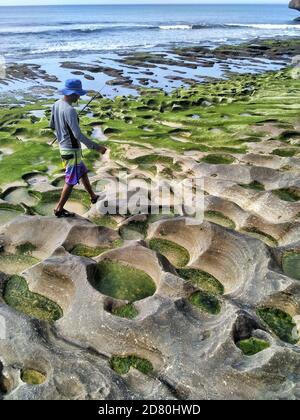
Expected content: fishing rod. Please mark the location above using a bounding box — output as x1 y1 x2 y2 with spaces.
50 84 106 146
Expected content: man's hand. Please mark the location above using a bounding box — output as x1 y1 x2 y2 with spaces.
97 145 107 155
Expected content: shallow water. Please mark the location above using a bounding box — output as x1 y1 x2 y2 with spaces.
38 200 88 216
65 201 88 216
4 188 38 206
92 126 107 142
29 110 46 119
0 148 14 156
25 174 49 186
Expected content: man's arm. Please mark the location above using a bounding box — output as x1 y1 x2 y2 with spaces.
66 108 103 151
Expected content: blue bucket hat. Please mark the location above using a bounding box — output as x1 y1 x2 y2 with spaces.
59 79 87 96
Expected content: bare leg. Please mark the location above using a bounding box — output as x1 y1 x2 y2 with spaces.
55 183 74 212
81 173 97 200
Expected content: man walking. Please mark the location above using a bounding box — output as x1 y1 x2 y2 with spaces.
50 79 106 218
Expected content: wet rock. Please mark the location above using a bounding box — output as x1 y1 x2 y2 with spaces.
289 0 300 12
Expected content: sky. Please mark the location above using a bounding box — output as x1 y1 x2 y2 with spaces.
0 0 290 6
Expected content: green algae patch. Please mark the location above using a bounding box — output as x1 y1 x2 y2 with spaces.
148 238 190 268
4 275 63 322
188 291 221 315
257 307 298 345
282 251 300 280
272 148 297 157
20 369 47 385
112 303 138 319
89 215 118 229
16 242 37 255
93 260 156 302
239 181 265 191
0 142 60 187
177 268 224 295
70 244 110 258
131 154 182 173
0 254 39 276
204 210 236 229
241 228 278 247
132 154 175 166
119 220 149 240
201 154 235 165
273 188 300 203
236 337 270 356
70 240 122 258
110 355 153 376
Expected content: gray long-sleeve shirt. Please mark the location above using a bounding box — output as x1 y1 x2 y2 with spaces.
50 99 99 150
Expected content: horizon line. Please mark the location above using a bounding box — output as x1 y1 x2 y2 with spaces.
0 2 289 6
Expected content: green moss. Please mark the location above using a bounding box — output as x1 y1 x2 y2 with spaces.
3 66 300 222
272 148 297 157
90 215 118 229
0 202 24 211
16 242 37 255
70 244 109 258
236 337 270 356
257 307 298 344
119 220 148 240
148 238 190 268
282 251 300 280
4 275 63 322
0 142 61 187
110 355 153 375
239 181 265 191
188 291 221 315
94 260 156 302
112 239 124 248
20 369 47 385
242 228 278 247
132 154 174 166
204 210 236 229
0 254 39 275
177 268 224 295
131 154 181 172
273 188 300 202
112 303 138 319
201 154 235 165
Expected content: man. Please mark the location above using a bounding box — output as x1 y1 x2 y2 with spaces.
50 79 106 218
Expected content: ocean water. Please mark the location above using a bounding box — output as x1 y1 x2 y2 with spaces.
0 4 299 59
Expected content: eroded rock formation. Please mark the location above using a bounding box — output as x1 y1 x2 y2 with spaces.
289 0 300 12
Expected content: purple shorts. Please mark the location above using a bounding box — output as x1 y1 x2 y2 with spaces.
65 161 89 186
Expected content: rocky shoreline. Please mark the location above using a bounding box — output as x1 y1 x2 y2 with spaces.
1 37 295 104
